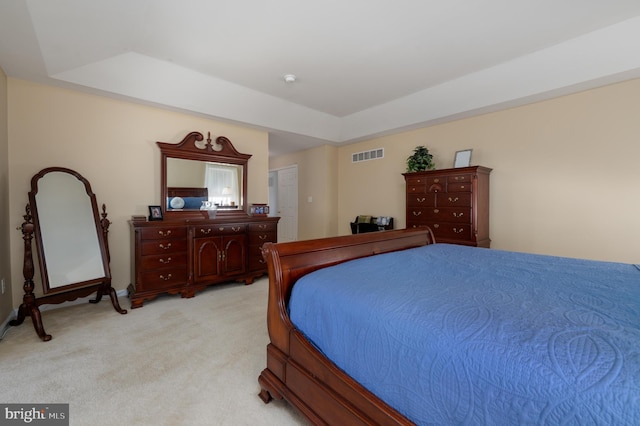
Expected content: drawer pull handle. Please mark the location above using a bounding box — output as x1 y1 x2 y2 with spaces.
158 230 172 237
159 274 172 281
453 212 464 218
159 243 172 250
460 185 465 189
200 228 212 234
232 226 241 232
219 227 225 231
259 224 267 229
159 257 172 264
416 197 426 203
433 224 440 228
259 235 268 240
448 197 459 202
433 209 439 213
453 228 464 233
412 211 422 216
433 178 439 183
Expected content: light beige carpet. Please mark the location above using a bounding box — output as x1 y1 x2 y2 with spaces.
0 278 308 426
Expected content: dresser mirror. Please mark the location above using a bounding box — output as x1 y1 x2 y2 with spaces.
11 167 127 341
159 131 251 220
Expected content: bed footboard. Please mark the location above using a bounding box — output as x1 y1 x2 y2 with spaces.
258 229 434 425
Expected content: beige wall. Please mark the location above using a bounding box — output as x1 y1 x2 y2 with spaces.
270 144 338 240
334 79 640 264
7 79 269 308
0 67 12 322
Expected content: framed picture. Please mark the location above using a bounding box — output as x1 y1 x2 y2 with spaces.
454 149 472 168
148 205 163 221
250 204 269 216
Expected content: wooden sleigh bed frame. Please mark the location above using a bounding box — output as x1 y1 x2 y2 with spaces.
258 229 435 425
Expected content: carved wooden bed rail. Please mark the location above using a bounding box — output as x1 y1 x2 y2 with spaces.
258 229 435 425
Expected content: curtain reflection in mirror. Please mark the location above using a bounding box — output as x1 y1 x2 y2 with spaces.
205 163 239 207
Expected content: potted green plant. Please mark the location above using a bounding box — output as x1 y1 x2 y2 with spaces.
406 146 435 172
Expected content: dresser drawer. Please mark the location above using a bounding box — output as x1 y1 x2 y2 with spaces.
447 182 472 192
139 227 187 240
407 208 432 222
140 252 188 270
407 194 436 207
140 267 188 290
249 232 276 245
248 222 277 232
437 192 472 207
248 245 268 270
431 223 472 240
193 223 246 237
141 239 188 255
447 173 472 184
427 207 471 224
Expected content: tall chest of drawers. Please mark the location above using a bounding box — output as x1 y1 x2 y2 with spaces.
403 166 491 247
129 216 279 308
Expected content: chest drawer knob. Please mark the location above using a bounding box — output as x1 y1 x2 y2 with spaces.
448 197 459 203
158 230 172 237
159 274 172 280
232 226 241 232
159 257 172 264
259 235 268 240
416 197 426 203
434 178 439 183
159 243 172 250
433 209 439 213
453 212 464 218
200 228 212 235
433 224 440 228
453 228 464 233
412 211 422 216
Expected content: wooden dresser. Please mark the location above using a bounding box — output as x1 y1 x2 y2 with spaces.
129 216 278 308
403 166 491 247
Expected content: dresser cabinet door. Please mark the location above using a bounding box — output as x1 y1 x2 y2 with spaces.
192 224 247 283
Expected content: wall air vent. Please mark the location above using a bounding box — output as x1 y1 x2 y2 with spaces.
352 148 384 163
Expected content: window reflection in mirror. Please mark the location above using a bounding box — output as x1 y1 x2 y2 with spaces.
166 158 243 210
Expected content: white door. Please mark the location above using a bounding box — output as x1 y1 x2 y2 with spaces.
273 166 298 242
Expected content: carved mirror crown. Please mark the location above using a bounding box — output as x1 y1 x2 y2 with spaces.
159 131 251 220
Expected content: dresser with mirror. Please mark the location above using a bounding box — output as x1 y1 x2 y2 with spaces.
128 131 279 308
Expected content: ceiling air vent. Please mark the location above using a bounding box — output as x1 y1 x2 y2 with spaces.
352 148 384 163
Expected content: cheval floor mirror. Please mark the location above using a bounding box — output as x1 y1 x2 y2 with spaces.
10 167 127 341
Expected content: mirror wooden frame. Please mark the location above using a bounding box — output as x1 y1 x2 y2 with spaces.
10 167 127 341
159 131 252 221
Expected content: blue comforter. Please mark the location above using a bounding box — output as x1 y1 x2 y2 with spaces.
289 244 640 425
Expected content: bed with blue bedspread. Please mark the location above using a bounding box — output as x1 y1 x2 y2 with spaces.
258 229 639 425
291 243 639 424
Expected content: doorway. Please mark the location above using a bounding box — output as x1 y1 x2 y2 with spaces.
269 165 298 242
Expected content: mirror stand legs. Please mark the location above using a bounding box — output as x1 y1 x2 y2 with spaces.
10 297 52 342
89 281 128 315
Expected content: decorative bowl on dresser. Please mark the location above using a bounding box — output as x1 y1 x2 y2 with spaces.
403 165 491 247
128 131 279 308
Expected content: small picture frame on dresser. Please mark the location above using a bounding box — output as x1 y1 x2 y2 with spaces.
454 149 472 168
250 204 269 216
148 205 163 221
